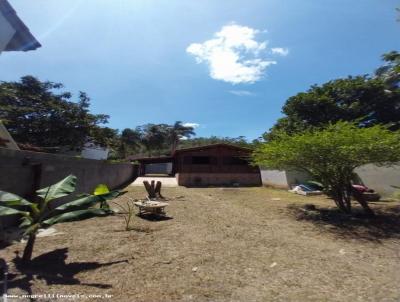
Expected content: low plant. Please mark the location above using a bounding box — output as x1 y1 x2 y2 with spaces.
0 175 121 264
111 198 136 231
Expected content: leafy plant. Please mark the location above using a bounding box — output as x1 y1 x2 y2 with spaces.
111 198 136 231
254 122 400 216
93 184 123 210
0 175 121 264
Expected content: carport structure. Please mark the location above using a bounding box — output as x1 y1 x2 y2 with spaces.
132 156 174 176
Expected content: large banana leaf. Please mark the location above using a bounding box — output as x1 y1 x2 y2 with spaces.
0 191 32 206
36 175 77 202
99 190 124 200
0 206 28 217
43 208 110 226
54 195 102 211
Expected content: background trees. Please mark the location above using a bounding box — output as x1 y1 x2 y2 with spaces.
168 121 195 153
0 76 259 158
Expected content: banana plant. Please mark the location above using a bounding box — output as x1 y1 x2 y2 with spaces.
0 175 121 264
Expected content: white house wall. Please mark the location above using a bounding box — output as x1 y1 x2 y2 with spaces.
261 165 400 197
81 147 109 160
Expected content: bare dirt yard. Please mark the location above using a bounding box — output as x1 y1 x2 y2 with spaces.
2 186 400 302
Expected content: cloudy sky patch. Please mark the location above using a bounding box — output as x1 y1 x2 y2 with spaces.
187 24 287 84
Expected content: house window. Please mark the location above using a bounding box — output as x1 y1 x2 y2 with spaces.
192 156 211 164
223 156 249 165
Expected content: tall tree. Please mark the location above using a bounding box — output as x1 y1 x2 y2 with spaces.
264 75 400 141
119 127 142 158
168 121 195 153
0 76 109 150
140 124 169 156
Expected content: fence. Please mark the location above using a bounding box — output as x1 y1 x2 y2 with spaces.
0 148 138 228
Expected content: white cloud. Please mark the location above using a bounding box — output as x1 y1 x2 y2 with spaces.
228 90 255 96
271 47 289 56
182 122 200 128
186 24 286 84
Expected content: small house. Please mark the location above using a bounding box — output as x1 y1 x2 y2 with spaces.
133 144 262 187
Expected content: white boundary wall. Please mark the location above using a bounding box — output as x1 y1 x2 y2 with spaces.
261 164 400 197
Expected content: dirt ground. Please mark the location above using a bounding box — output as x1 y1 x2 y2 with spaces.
1 186 400 302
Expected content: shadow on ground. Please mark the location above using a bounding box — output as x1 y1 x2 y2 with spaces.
287 202 400 242
1 248 127 298
137 214 173 221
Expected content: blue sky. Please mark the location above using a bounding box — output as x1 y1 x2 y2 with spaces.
1 0 399 140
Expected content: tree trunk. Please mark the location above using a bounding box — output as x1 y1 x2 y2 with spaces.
352 187 375 217
332 189 351 213
333 197 351 213
154 181 164 199
143 180 163 199
343 185 352 213
171 139 178 154
22 234 36 264
143 181 156 199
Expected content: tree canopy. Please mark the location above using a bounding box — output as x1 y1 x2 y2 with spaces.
264 53 400 141
254 122 400 215
0 76 110 150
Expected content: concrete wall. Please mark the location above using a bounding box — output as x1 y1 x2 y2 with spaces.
260 169 310 189
0 148 138 197
177 173 261 187
81 146 109 160
260 170 288 188
0 148 138 227
355 164 400 196
261 165 400 197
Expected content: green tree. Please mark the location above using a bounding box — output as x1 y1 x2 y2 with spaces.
168 121 195 153
0 76 109 150
264 53 400 141
90 127 120 149
254 122 400 216
0 175 120 264
119 127 142 158
265 76 400 141
140 124 169 156
375 51 400 88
